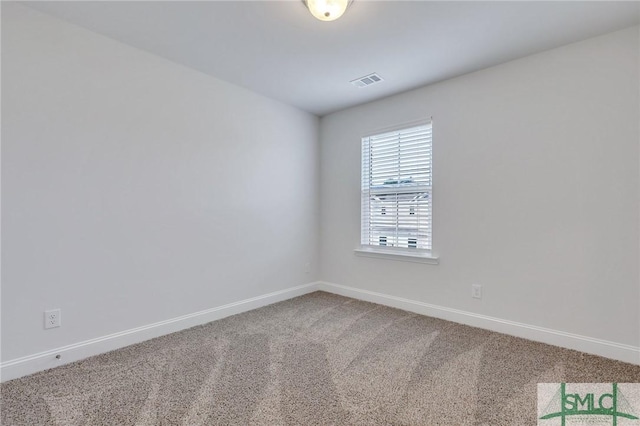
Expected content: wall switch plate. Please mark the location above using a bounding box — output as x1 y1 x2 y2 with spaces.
44 309 61 329
472 284 482 299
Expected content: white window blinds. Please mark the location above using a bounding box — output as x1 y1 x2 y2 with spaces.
361 122 432 251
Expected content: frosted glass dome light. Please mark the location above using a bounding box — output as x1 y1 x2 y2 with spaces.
304 0 352 22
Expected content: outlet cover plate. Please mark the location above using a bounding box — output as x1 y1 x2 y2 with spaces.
44 309 61 329
472 284 482 299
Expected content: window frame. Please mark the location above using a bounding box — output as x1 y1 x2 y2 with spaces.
356 119 439 264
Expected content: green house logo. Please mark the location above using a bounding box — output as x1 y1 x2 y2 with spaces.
538 383 640 425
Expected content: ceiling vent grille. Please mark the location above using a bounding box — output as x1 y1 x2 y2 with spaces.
350 73 384 88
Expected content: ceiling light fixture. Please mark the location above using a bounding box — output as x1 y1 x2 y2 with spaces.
303 0 352 22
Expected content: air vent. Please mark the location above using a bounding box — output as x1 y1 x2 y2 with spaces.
350 73 384 88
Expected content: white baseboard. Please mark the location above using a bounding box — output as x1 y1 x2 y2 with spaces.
4 280 637 382
1 282 321 382
318 281 640 365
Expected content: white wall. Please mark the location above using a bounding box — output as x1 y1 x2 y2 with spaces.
320 27 640 348
2 2 638 373
1 3 319 362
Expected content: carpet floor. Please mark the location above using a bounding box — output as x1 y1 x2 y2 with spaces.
1 291 639 425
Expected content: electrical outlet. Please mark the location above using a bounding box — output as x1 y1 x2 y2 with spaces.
304 262 311 274
44 309 61 329
471 284 482 299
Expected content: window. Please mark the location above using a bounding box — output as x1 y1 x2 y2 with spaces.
360 121 433 259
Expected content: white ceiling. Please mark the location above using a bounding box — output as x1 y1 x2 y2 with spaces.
26 1 640 116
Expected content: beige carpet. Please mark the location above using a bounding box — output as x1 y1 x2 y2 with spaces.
1 291 639 425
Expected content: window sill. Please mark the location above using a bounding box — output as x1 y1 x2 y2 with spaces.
353 247 439 264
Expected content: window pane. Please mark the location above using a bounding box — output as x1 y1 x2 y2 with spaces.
361 122 432 251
